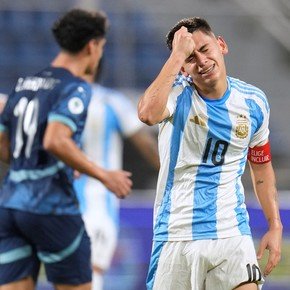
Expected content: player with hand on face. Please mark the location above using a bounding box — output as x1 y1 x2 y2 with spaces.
138 17 282 290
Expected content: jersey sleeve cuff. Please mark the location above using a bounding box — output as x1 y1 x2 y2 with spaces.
48 114 77 132
0 123 7 132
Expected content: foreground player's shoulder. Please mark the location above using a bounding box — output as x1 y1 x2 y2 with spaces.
229 77 269 110
172 74 192 94
173 73 192 87
62 78 92 108
48 78 92 132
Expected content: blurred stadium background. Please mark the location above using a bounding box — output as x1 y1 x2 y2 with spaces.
0 0 289 289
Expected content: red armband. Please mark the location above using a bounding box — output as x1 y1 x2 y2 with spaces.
247 142 272 164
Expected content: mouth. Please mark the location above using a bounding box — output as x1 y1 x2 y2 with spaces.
199 64 215 76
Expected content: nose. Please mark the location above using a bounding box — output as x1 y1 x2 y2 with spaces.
195 52 207 67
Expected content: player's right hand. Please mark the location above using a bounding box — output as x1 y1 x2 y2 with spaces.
103 170 133 199
172 26 195 60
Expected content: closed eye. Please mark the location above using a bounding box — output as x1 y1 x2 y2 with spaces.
199 44 208 53
185 54 195 63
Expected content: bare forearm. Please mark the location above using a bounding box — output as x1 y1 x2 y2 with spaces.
52 140 105 179
250 162 282 229
138 52 185 125
0 132 10 164
130 130 160 171
43 129 107 183
0 149 10 164
256 180 281 228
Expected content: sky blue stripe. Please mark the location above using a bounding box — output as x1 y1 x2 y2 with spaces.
231 78 266 97
146 241 165 290
234 151 251 234
38 226 85 263
0 123 7 132
245 98 264 136
9 161 65 182
230 81 269 112
104 104 120 226
154 87 192 240
0 245 32 264
48 113 77 132
246 98 260 140
192 96 232 239
74 175 88 214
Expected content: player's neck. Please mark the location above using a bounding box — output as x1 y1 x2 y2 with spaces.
195 77 228 100
51 52 87 78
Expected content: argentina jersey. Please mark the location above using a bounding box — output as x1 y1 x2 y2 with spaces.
0 67 91 214
74 84 143 219
154 75 270 241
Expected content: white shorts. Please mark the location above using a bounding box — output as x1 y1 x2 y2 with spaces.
147 236 264 290
79 179 120 271
83 212 118 271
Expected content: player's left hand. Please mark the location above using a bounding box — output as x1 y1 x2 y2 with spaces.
257 226 282 276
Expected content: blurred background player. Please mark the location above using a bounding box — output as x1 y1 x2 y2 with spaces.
0 93 8 183
0 93 7 112
0 8 132 290
74 60 160 290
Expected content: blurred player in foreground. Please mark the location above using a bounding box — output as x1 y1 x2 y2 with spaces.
0 9 132 290
138 17 282 290
74 62 160 290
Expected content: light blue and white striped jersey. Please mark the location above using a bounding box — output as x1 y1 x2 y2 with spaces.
154 75 270 241
74 85 143 223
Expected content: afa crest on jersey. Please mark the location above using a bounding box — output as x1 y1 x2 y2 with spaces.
235 114 249 139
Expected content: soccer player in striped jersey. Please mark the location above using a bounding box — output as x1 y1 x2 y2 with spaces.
74 63 159 290
0 9 132 290
138 17 282 290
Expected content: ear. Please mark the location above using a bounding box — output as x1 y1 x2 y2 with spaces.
81 41 92 56
217 36 228 55
86 39 96 55
180 66 189 77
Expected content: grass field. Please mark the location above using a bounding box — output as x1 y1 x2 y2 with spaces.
257 238 290 282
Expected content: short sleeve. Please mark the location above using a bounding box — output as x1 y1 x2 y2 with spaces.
248 92 270 148
166 74 191 117
48 83 91 133
108 90 143 137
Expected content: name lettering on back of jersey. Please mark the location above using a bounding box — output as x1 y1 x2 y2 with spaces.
15 77 59 92
235 114 249 139
190 114 206 127
68 97 84 115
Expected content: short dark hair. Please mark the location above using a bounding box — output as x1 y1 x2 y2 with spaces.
52 8 108 53
166 17 213 51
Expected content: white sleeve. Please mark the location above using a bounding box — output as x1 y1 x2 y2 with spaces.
166 85 184 117
109 91 143 137
249 93 270 148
